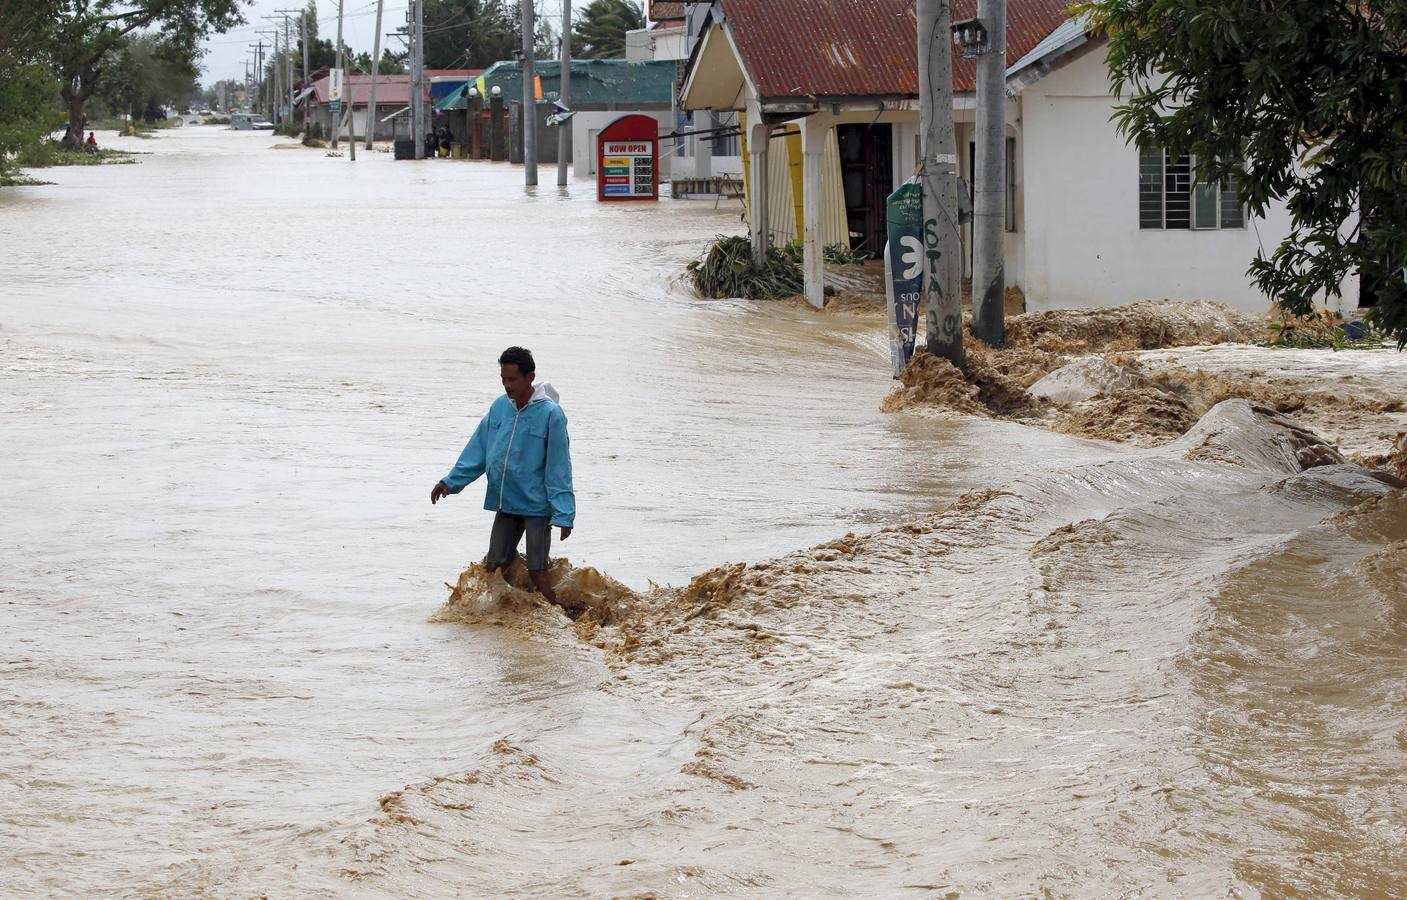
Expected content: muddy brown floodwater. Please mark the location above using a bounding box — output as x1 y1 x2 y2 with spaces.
3 127 1405 897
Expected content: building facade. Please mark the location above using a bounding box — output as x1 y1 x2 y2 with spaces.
679 0 1358 313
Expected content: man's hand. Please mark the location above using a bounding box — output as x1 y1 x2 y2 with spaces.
559 526 573 541
430 481 449 505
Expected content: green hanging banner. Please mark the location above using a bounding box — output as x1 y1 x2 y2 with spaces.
885 176 924 377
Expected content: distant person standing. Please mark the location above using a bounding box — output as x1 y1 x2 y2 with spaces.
431 346 575 607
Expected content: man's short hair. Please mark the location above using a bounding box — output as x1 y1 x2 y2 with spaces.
498 346 535 375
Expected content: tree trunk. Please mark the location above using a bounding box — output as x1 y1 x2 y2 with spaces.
61 66 94 150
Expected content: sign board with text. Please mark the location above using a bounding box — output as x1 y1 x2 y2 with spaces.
885 177 923 377
328 68 344 114
596 115 658 202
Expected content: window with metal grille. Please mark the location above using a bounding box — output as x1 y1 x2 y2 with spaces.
1139 147 1245 230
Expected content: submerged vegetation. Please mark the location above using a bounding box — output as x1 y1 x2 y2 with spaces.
687 235 869 300
16 141 135 168
1263 308 1391 351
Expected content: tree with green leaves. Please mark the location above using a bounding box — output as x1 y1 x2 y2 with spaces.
1 1 65 176
352 48 407 75
96 34 200 123
1079 0 1407 346
572 0 644 59
302 37 336 72
48 1 244 147
422 0 518 69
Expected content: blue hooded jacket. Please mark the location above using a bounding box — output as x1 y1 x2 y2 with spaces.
442 383 575 527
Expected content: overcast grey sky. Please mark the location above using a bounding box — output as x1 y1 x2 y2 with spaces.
200 0 410 84
199 0 568 85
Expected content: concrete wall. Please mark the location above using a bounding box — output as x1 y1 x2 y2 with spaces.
510 101 568 164
1020 46 1356 313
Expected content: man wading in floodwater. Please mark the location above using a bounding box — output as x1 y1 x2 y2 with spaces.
431 347 576 606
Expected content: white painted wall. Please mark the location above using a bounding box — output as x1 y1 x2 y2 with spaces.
571 109 676 180
1020 46 1356 313
625 26 686 62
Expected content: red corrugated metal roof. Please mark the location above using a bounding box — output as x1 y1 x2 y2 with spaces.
311 74 414 105
719 0 1073 100
308 71 481 105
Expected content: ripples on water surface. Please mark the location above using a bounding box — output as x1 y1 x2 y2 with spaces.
1 128 1403 896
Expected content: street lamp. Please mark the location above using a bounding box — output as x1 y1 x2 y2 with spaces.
950 17 990 58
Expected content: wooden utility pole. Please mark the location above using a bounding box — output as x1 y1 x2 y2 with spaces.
366 0 385 149
557 0 571 186
917 0 964 365
972 0 1007 347
522 0 538 185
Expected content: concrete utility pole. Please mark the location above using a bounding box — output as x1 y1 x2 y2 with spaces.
258 25 279 120
255 41 267 116
332 0 344 148
412 0 425 159
279 11 297 127
521 0 538 185
366 0 385 149
299 9 310 131
917 0 964 366
972 0 1007 347
557 0 571 186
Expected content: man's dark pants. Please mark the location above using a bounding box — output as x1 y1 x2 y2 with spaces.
485 512 552 571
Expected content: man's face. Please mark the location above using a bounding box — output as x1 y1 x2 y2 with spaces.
501 364 534 403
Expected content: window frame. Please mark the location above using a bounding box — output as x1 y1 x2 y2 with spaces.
966 137 1019 233
1139 147 1246 231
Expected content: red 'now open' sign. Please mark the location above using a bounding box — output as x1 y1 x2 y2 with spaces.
597 114 658 202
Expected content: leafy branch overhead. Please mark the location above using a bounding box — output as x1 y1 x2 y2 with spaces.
1077 0 1407 347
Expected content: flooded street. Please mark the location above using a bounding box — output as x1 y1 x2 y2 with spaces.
2 128 1404 897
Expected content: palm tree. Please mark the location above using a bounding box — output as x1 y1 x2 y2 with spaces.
571 0 644 59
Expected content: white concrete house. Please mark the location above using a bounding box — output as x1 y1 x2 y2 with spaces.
679 0 1359 312
625 0 745 183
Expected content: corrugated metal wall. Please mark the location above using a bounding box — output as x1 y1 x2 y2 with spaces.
740 115 849 251
765 130 848 249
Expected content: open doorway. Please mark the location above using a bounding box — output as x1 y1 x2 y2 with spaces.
837 123 893 258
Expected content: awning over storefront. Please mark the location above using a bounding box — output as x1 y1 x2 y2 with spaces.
433 83 470 112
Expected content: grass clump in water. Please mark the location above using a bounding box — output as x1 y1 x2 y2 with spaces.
687 235 804 300
687 235 863 300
